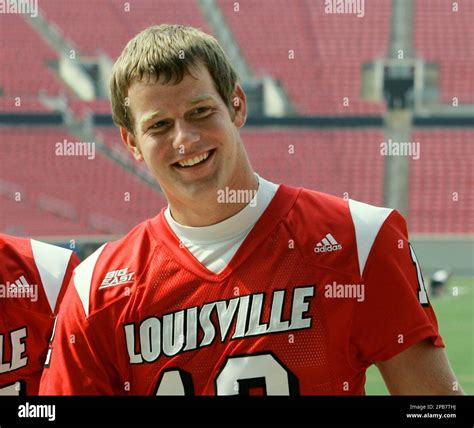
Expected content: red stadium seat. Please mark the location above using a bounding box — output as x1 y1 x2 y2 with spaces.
0 127 166 236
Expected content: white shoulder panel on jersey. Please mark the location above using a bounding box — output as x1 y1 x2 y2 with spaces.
74 244 106 317
348 199 393 277
30 239 74 312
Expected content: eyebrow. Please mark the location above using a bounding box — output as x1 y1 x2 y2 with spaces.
139 94 216 130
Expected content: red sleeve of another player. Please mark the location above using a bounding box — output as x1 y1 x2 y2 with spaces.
39 278 121 395
349 210 444 370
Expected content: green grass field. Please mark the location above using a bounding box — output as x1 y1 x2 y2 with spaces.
365 276 474 395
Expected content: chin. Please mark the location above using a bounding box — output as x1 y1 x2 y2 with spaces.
176 174 219 196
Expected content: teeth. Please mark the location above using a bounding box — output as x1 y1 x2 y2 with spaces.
178 151 210 167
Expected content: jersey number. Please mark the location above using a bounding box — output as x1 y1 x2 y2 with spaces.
409 244 429 306
154 353 299 395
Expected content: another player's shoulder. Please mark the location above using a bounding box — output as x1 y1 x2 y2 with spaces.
0 233 31 259
0 233 76 264
73 218 158 317
0 233 78 313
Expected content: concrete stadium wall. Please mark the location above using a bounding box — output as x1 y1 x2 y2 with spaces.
411 235 474 277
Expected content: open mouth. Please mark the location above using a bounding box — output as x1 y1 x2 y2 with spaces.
174 149 215 169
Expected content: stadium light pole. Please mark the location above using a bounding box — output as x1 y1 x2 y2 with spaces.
382 0 414 218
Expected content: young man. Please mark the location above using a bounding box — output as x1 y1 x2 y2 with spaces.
0 234 79 395
40 25 462 395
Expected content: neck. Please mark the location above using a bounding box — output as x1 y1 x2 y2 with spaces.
169 170 258 227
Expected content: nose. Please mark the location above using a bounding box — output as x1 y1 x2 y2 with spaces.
171 120 200 152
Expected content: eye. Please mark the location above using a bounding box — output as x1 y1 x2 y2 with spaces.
149 120 170 130
193 106 211 115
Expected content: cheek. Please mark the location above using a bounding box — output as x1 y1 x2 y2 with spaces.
204 112 232 135
141 136 171 164
215 128 237 155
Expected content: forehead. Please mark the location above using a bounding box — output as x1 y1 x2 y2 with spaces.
128 64 219 111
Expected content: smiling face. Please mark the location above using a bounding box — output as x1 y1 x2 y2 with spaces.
121 63 253 214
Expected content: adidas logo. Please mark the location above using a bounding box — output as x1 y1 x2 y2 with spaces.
0 275 38 301
10 275 36 292
13 275 31 288
314 233 342 253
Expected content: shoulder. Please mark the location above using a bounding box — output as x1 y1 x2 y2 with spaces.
347 199 402 276
285 187 350 232
0 233 76 267
0 233 78 313
0 233 30 255
288 188 403 276
297 187 349 215
73 218 158 318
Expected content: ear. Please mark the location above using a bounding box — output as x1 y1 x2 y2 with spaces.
120 127 143 161
230 84 247 128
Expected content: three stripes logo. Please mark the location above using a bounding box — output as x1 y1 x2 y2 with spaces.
13 275 30 288
314 233 342 253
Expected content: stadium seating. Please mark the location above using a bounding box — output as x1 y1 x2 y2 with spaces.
414 0 474 104
69 99 112 118
0 0 209 111
1 1 472 236
0 127 166 236
3 125 468 235
217 0 390 115
241 128 384 206
409 130 474 233
0 97 54 112
39 0 209 58
0 14 62 97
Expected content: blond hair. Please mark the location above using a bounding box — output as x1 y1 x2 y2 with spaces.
110 24 239 133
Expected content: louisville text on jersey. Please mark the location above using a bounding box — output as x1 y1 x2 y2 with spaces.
0 327 28 373
124 285 315 364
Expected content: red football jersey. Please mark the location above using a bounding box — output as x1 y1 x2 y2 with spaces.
0 234 79 395
39 186 443 395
